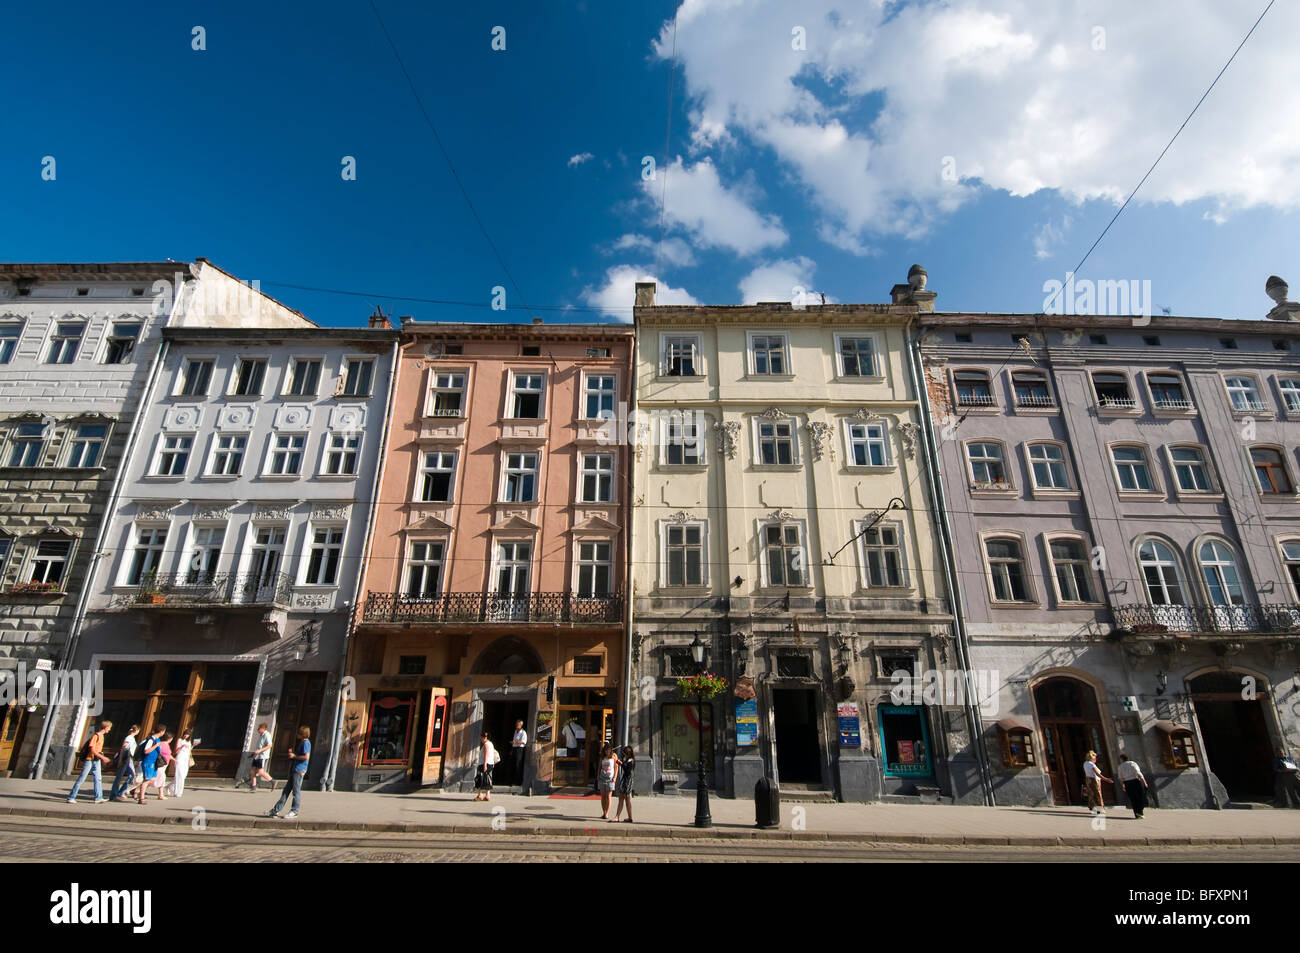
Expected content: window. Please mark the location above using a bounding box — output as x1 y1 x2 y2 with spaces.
1089 334 1108 346
494 542 532 598
303 527 344 585
576 541 612 597
102 323 140 364
60 423 105 468
521 345 541 357
583 375 616 419
8 422 47 467
955 332 973 344
1111 445 1154 492
1198 540 1245 606
28 540 71 586
776 654 812 677
751 334 788 375
847 422 888 467
1170 446 1212 492
663 335 700 376
405 541 445 597
232 358 266 396
1143 335 1161 346
430 372 466 417
502 452 539 502
662 703 712 771
339 358 374 397
1137 539 1185 606
323 433 360 476
1147 372 1191 410
764 523 805 587
1048 538 1096 603
286 359 322 397
398 656 427 675
757 419 796 465
861 524 904 587
186 527 224 583
1012 371 1053 407
954 370 993 406
208 434 246 476
1251 448 1292 494
1275 339 1291 351
665 523 705 587
126 528 167 585
572 655 602 675
1027 443 1070 490
1224 376 1264 412
1092 372 1134 408
966 441 1007 486
443 344 463 355
266 434 305 476
45 321 85 364
586 347 611 358
1219 338 1238 350
0 324 21 363
665 413 703 466
1279 378 1300 414
179 359 214 397
363 691 417 765
509 373 545 418
985 537 1030 602
419 451 457 502
1280 540 1300 600
838 336 877 377
580 453 614 503
249 527 286 583
155 435 192 476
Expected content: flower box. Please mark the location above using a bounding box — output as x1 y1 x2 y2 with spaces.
8 581 62 595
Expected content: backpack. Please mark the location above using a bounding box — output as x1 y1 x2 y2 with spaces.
78 734 97 760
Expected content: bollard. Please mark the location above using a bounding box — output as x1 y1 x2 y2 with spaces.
754 776 780 829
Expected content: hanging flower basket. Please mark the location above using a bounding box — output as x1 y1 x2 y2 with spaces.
676 672 729 699
536 710 554 724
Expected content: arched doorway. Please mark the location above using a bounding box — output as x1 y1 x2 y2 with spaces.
1032 676 1114 806
470 637 545 676
1189 671 1275 801
470 638 543 789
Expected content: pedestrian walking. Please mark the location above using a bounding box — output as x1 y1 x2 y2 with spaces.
1273 746 1300 808
108 723 140 801
473 730 499 802
511 718 528 788
247 723 274 792
1117 754 1148 819
267 726 311 819
128 726 165 802
1083 749 1110 814
612 745 635 823
133 732 173 802
597 743 619 819
170 729 195 797
66 720 114 804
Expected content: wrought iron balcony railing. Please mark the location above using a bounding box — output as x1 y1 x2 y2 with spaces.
364 590 623 624
129 571 293 608
1014 394 1056 408
1114 603 1300 635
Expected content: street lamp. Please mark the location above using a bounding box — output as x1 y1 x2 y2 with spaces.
689 633 712 829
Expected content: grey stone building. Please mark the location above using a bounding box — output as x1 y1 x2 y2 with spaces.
920 281 1300 809
50 317 399 785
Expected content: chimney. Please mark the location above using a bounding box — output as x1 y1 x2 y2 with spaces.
635 281 656 309
368 306 392 329
532 317 544 325
1265 275 1300 322
890 264 937 313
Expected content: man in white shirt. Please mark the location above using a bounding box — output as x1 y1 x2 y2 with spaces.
511 719 528 789
249 723 274 792
1117 754 1148 818
109 724 139 802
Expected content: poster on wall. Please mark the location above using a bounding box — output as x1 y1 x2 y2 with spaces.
898 739 915 763
735 698 759 747
837 702 861 748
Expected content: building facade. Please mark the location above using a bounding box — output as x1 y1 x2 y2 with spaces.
630 278 977 803
55 317 398 784
340 321 632 794
921 292 1300 808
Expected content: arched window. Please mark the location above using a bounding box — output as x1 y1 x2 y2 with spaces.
1197 539 1245 606
1137 539 1184 606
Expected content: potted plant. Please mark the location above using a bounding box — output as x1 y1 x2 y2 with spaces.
136 570 166 605
9 580 61 594
675 672 729 699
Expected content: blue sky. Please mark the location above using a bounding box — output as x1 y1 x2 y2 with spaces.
3 1 1297 326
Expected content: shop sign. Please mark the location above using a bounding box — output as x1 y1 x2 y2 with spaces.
837 702 861 748
735 697 759 747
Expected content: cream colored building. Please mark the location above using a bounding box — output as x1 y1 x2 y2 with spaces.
629 276 980 802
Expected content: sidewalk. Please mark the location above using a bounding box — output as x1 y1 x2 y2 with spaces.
5 778 1300 845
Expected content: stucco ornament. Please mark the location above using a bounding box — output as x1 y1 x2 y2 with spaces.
714 420 740 459
192 504 234 522
806 420 833 461
165 406 202 430
896 421 919 460
311 502 352 522
217 405 255 431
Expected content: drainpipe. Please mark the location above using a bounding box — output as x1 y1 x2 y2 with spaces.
322 335 401 792
30 327 174 779
907 328 995 806
619 332 637 748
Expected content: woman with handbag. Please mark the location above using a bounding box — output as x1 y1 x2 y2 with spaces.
473 730 500 802
171 729 195 797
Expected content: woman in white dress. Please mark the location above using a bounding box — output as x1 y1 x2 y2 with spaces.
170 729 194 797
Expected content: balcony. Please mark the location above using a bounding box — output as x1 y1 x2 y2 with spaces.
956 394 995 407
363 591 623 625
1014 394 1056 408
122 572 293 609
1152 397 1194 411
1097 395 1137 409
1114 603 1300 636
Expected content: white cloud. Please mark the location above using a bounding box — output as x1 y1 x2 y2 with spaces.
567 152 595 167
581 264 700 321
1032 215 1073 260
639 157 787 255
653 0 1300 246
611 233 697 267
738 256 825 304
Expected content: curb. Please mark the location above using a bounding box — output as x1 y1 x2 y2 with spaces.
4 806 1299 848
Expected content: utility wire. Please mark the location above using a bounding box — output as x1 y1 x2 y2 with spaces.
1044 0 1275 314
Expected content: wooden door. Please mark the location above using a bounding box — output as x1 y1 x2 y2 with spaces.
415 689 449 786
0 706 28 774
271 672 326 777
